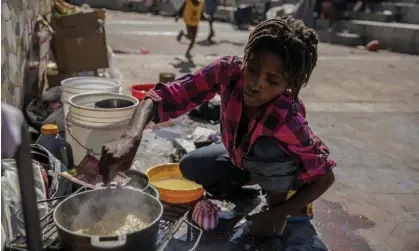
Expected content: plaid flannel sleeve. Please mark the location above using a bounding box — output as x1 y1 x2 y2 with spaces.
277 111 336 184
146 56 235 123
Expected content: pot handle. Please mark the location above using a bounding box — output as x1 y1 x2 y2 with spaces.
94 182 119 190
90 235 127 249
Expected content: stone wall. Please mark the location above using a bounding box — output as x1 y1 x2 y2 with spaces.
1 0 53 108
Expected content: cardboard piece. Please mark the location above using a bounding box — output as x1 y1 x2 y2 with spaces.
51 11 109 73
46 69 73 88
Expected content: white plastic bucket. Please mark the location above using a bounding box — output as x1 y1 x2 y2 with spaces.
66 93 139 166
61 77 122 119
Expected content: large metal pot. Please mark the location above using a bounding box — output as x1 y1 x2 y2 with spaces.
124 169 149 191
53 184 163 251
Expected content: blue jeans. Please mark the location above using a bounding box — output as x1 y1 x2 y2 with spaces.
180 143 328 250
205 0 220 16
239 221 327 250
281 221 328 250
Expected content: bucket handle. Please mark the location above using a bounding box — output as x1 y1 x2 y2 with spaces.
90 235 127 249
65 114 130 156
66 117 101 156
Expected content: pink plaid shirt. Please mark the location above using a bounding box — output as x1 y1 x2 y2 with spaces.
146 56 335 184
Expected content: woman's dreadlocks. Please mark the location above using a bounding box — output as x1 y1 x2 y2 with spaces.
243 16 319 100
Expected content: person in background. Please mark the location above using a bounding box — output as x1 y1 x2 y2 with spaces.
100 16 335 249
264 0 272 20
292 0 316 28
175 0 206 58
354 0 383 13
328 0 347 30
204 0 223 42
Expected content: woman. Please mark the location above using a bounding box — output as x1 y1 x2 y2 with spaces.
100 16 335 249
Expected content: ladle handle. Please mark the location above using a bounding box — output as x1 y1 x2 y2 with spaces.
90 235 127 248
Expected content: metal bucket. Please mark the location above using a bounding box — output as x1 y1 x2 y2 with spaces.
53 185 163 251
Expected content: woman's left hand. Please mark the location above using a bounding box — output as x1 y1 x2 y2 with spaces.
246 209 287 236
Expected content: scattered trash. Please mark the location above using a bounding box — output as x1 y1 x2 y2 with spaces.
212 200 236 220
25 99 65 134
42 86 61 102
230 221 252 242
366 40 380 52
171 137 195 162
188 127 219 149
137 47 149 54
188 96 221 124
173 138 196 154
383 10 392 16
30 144 73 199
1 159 50 241
190 127 217 143
59 154 131 189
357 45 366 50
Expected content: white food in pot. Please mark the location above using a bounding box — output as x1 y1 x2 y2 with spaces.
74 214 149 236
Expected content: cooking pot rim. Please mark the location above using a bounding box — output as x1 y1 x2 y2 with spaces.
124 169 150 191
53 187 164 238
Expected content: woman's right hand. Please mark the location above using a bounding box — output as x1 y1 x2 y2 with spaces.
99 98 157 183
98 134 141 184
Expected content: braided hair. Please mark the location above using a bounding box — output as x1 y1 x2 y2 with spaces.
243 16 319 100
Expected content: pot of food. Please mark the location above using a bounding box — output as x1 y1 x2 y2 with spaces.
53 184 163 251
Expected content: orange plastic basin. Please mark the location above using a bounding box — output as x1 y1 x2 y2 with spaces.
146 163 204 204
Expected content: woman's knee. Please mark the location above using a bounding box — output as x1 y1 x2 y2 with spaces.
179 153 197 181
179 143 229 185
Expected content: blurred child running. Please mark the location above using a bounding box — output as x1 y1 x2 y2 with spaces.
175 0 205 58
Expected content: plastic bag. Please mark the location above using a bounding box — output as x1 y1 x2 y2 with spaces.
42 86 61 102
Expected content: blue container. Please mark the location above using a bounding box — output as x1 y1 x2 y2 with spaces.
145 184 160 200
36 124 74 169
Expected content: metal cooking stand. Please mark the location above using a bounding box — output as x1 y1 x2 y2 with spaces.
6 185 203 251
6 126 203 251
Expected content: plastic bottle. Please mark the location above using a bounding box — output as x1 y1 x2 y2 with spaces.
36 124 74 169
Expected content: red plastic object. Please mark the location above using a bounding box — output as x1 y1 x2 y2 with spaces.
130 84 156 100
138 48 149 54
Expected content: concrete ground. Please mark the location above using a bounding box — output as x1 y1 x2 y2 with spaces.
105 11 419 251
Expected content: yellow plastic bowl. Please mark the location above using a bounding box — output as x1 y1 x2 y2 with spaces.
146 163 204 204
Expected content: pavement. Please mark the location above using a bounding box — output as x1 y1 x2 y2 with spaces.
104 10 419 251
